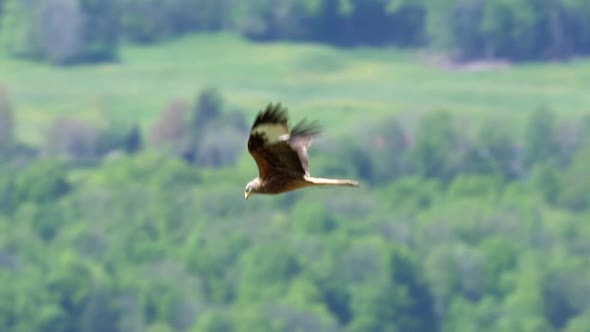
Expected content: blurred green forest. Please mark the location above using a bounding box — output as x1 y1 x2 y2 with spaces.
1 1 590 332
2 83 590 331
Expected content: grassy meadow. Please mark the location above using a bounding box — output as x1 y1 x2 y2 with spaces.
2 33 590 144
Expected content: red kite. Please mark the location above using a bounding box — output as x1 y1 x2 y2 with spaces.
245 103 359 199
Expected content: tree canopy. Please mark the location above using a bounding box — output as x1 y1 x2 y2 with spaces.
1 86 589 331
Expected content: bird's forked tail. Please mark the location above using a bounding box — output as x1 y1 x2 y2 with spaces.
305 176 359 188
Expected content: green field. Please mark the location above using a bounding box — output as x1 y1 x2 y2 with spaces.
1 33 590 143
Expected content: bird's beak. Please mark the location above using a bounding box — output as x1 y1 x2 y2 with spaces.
245 191 251 199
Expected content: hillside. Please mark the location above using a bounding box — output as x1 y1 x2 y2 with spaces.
1 33 590 332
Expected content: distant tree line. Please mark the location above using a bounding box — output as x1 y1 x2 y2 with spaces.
1 0 589 64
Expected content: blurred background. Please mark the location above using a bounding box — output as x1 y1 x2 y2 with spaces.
1 0 590 331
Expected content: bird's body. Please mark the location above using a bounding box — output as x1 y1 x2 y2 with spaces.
245 103 359 199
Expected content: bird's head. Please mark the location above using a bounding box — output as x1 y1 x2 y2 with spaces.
244 179 261 199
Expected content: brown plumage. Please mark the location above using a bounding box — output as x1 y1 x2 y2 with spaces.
244 103 359 199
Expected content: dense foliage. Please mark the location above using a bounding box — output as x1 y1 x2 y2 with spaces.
1 86 590 331
0 0 119 64
1 0 590 64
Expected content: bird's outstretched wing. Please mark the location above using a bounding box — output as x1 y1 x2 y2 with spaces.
247 103 321 179
287 118 321 175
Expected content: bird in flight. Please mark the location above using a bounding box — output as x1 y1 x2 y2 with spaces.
244 103 359 199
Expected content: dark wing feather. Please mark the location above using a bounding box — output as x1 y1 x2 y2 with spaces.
247 103 321 179
248 103 290 178
248 134 273 178
264 141 308 177
250 103 289 130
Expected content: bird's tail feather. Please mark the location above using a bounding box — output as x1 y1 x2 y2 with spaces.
305 177 359 188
